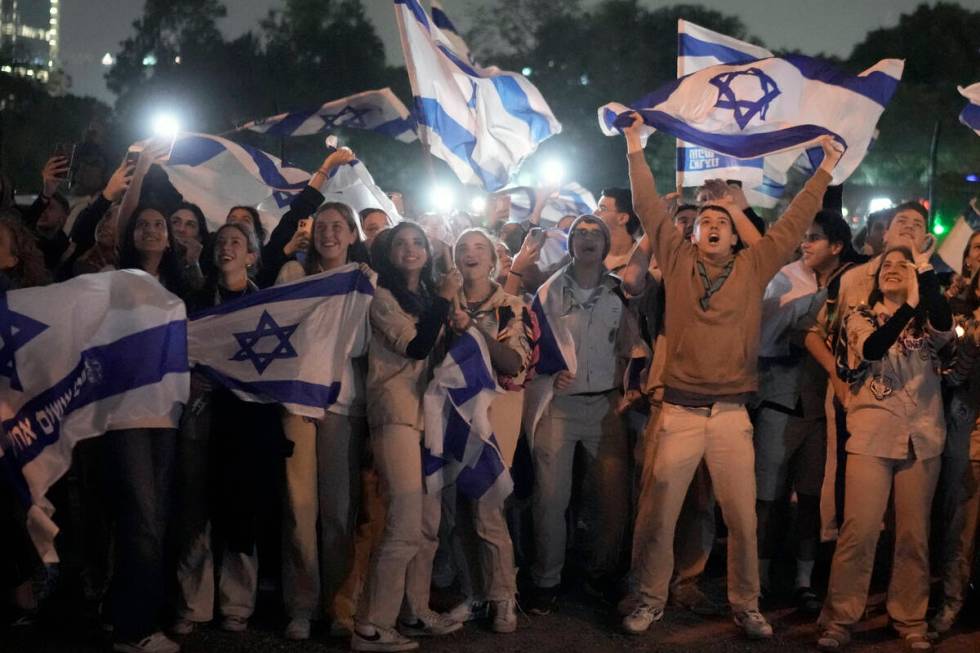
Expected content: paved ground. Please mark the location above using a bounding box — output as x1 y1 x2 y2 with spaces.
6 582 980 653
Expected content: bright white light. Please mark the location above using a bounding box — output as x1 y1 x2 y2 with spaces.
521 66 532 76
142 53 157 67
151 113 181 137
517 172 533 186
101 52 114 66
540 159 564 186
174 55 181 64
868 197 894 213
430 185 455 212
841 207 849 218
470 196 487 213
955 325 966 339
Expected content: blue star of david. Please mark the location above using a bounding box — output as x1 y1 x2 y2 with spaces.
230 310 299 375
709 68 781 130
0 293 49 391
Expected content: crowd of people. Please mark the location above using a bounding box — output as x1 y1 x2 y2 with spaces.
1 114 979 653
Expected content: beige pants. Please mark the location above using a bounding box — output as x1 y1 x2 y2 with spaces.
531 391 629 588
357 424 442 628
281 411 365 621
819 452 940 637
940 459 980 614
633 403 715 594
176 522 257 621
633 402 759 612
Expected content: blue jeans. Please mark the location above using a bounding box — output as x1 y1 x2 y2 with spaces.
105 428 176 640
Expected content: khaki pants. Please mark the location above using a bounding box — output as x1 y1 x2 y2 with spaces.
819 453 940 637
176 522 258 621
445 485 518 601
531 392 629 588
633 403 715 594
940 460 980 614
357 424 442 628
633 402 759 612
281 411 365 621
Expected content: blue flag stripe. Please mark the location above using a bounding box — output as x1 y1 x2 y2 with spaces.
261 108 319 137
783 55 899 107
189 269 374 320
415 97 503 190
530 295 569 376
1 320 188 466
961 103 980 130
678 32 761 65
197 365 340 408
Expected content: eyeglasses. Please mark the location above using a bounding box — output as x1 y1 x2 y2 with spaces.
571 229 604 239
802 233 828 243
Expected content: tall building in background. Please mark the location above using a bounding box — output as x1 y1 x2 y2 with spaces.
0 0 59 83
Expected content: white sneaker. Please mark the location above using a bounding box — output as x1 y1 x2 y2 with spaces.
284 617 310 640
113 631 181 653
448 597 488 623
930 604 958 634
220 615 247 632
491 599 518 633
622 604 664 634
351 623 419 652
734 609 774 639
169 619 197 636
397 609 461 637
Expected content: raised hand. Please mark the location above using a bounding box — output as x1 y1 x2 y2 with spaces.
41 156 70 197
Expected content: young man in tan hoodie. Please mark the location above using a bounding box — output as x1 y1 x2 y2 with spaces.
618 113 842 638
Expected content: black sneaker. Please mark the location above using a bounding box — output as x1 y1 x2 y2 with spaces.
525 586 558 616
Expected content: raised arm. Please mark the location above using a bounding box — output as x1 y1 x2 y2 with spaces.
623 114 681 274
745 137 842 282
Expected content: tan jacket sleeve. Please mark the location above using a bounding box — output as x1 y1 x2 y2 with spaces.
627 151 682 276
369 287 419 356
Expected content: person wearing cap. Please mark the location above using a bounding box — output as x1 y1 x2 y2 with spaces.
524 213 648 615
618 113 842 639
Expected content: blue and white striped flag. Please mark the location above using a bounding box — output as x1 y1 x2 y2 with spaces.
159 133 401 238
677 19 784 207
600 54 903 185
508 182 597 224
522 267 577 438
959 83 980 136
236 88 418 143
0 271 189 560
422 329 512 504
430 0 471 63
187 264 373 418
394 0 562 191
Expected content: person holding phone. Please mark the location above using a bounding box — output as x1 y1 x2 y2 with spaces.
22 154 72 270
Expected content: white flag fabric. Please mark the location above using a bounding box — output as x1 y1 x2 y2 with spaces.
676 19 784 208
0 271 189 561
938 216 975 274
600 54 903 185
187 264 373 419
959 83 980 136
422 328 512 505
508 182 598 225
430 0 472 63
236 88 418 143
161 133 401 238
394 0 561 191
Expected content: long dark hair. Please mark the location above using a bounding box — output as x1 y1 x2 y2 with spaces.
868 246 924 330
0 213 49 288
173 201 210 244
118 205 187 297
303 201 370 275
227 205 266 244
374 221 437 316
961 231 980 277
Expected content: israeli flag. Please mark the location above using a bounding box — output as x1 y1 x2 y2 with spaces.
522 267 577 439
600 54 903 185
160 133 401 239
236 88 418 143
430 0 471 63
0 271 189 560
394 0 562 191
187 264 373 418
422 329 512 504
959 83 980 136
508 182 598 225
677 19 783 207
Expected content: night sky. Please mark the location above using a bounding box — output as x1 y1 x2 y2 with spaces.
61 0 976 105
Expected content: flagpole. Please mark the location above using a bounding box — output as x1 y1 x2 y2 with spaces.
927 120 940 222
393 0 439 186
